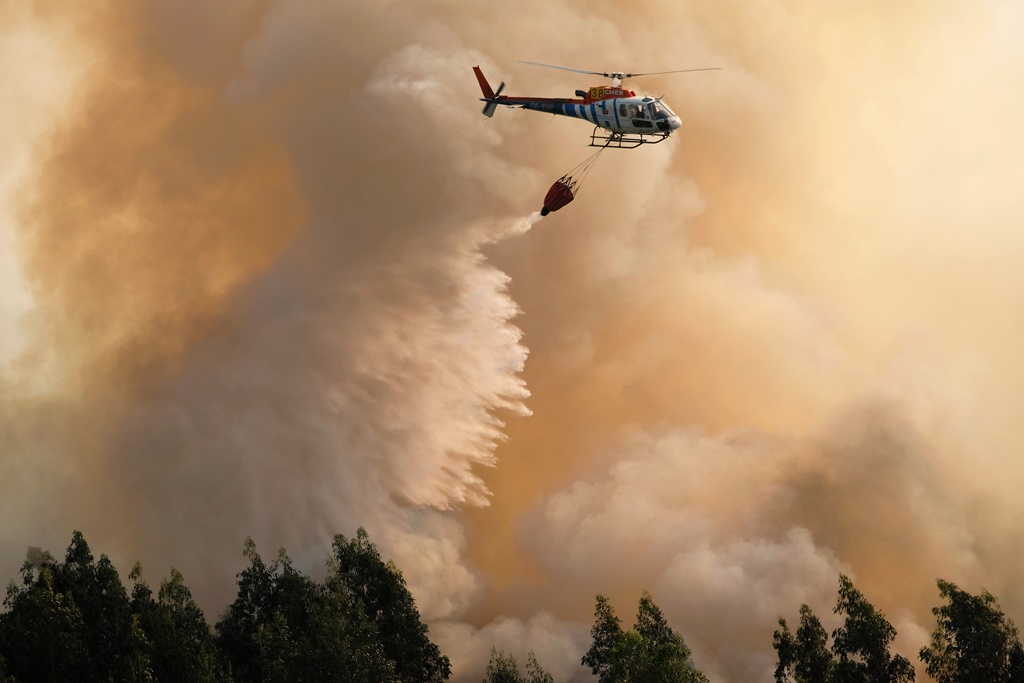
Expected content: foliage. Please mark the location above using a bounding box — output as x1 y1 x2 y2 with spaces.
215 538 398 683
582 591 708 683
0 532 141 682
329 528 451 682
525 651 556 683
919 579 1024 683
0 529 458 683
1 565 89 682
133 566 223 682
774 575 915 683
482 649 554 683
0 652 12 683
33 529 1023 683
0 532 227 683
484 648 523 683
581 594 623 682
773 604 833 683
831 575 915 683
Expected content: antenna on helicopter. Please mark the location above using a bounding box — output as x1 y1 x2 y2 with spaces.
520 60 720 87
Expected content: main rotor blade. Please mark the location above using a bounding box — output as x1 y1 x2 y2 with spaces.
624 67 722 77
519 60 612 77
522 61 721 81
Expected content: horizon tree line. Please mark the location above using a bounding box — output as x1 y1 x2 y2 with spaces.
0 531 1020 682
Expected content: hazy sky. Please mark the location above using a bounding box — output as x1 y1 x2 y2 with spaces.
3 1 1024 681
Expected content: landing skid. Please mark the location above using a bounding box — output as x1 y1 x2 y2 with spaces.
589 127 671 149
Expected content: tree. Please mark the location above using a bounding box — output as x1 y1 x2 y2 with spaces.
831 575 915 683
216 537 398 683
607 629 648 683
125 614 155 683
132 565 223 682
919 579 1024 683
525 652 555 683
484 648 523 683
773 605 833 683
0 652 13 683
636 591 706 683
1 529 459 682
0 565 88 682
0 531 151 682
51 532 142 681
215 538 274 680
482 649 554 683
775 576 916 683
582 592 707 683
329 528 451 682
582 594 623 683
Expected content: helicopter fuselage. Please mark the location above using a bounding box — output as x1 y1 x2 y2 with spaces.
473 67 681 138
518 92 682 136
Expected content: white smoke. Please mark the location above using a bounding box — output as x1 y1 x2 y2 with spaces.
5 3 1024 683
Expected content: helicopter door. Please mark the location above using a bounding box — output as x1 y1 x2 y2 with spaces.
632 108 654 129
625 102 653 129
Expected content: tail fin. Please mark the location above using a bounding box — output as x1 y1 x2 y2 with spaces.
473 66 505 118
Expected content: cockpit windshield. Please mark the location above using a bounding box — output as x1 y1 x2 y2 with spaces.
648 101 676 120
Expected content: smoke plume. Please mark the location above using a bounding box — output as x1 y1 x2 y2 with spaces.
3 1 1024 681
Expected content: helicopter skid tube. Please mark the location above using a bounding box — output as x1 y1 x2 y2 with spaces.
589 127 671 149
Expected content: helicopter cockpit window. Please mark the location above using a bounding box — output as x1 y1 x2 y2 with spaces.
628 103 645 118
650 101 675 120
619 103 628 117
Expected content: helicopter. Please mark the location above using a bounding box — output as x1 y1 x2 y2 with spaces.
473 60 719 149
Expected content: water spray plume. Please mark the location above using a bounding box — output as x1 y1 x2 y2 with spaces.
4 3 1024 683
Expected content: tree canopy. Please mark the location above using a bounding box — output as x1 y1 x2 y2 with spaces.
7 532 1024 683
0 532 223 683
919 579 1024 683
774 575 915 683
832 575 915 683
0 529 449 683
774 604 833 683
215 527 458 682
328 529 451 682
482 648 553 683
582 590 708 683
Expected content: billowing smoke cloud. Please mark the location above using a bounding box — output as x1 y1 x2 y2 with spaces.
3 1 1024 682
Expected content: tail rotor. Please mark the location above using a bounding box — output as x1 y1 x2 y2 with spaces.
482 81 505 117
473 66 505 118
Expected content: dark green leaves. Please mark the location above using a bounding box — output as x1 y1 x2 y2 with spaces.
775 575 915 683
329 528 451 682
1 529 449 683
774 605 833 683
217 535 404 683
919 579 1024 683
832 575 915 683
482 648 554 683
583 591 707 683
